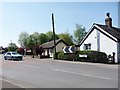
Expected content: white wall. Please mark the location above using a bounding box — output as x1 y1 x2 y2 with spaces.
99 30 117 63
80 29 98 51
117 42 120 63
43 49 48 56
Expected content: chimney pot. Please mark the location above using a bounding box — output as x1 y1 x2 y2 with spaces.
105 13 112 27
106 13 110 17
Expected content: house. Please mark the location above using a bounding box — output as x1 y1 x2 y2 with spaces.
41 39 69 57
0 46 4 54
80 13 120 63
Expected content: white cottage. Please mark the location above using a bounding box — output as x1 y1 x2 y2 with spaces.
80 13 120 63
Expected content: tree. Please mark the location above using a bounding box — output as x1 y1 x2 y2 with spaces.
58 33 74 45
33 45 44 58
73 24 87 44
18 32 29 48
32 32 40 45
26 34 36 58
38 45 44 58
45 31 59 41
38 33 49 44
3 47 8 53
8 43 18 51
33 45 39 56
17 47 24 55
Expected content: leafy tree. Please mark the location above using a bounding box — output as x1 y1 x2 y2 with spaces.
39 45 44 58
18 32 29 48
8 43 18 51
74 24 87 44
58 33 74 45
26 35 36 57
33 45 44 58
27 34 35 51
33 45 39 56
17 47 24 55
32 32 40 45
45 31 59 41
3 47 8 53
38 33 49 44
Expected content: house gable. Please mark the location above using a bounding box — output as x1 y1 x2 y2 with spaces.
80 28 98 51
42 39 69 49
80 23 119 46
55 39 69 48
80 26 117 54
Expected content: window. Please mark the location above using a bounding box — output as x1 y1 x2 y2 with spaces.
12 52 18 55
50 49 53 53
7 52 11 55
84 43 91 50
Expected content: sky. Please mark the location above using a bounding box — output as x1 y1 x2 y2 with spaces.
0 1 119 47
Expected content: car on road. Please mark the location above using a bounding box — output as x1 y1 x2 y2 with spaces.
4 52 23 60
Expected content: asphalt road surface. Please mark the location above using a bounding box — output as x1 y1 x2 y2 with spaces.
0 54 118 88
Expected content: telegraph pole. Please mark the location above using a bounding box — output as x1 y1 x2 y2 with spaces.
11 40 12 46
52 13 57 59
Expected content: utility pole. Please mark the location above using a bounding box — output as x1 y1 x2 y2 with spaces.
11 40 12 46
52 13 57 59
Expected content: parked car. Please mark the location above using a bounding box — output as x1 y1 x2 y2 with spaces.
4 52 23 60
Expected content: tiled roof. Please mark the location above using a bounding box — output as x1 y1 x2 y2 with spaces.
41 39 69 49
95 24 120 41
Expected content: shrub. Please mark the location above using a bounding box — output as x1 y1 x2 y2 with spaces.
57 52 68 60
76 50 108 63
55 50 108 63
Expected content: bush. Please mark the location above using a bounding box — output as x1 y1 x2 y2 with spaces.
57 52 68 60
75 50 108 63
56 52 76 61
55 50 108 63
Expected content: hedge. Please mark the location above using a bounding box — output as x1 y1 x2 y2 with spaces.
75 50 108 63
54 51 74 61
55 50 108 63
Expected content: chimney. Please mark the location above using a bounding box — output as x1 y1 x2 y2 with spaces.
105 13 112 27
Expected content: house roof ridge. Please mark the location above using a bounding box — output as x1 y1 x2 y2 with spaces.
94 23 120 30
94 23 120 41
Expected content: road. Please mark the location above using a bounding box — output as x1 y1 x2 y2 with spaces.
0 54 118 88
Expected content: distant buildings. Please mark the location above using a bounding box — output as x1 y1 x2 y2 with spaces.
0 46 5 54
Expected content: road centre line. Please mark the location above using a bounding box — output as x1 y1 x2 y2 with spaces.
21 64 41 69
18 64 117 81
52 68 117 81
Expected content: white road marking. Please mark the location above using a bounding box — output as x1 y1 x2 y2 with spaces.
52 68 117 80
21 64 41 69
3 61 117 81
19 64 117 81
0 78 24 88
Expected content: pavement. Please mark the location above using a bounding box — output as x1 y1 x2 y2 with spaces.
1 54 119 88
25 56 118 69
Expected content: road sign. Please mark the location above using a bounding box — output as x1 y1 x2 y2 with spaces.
63 46 75 53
